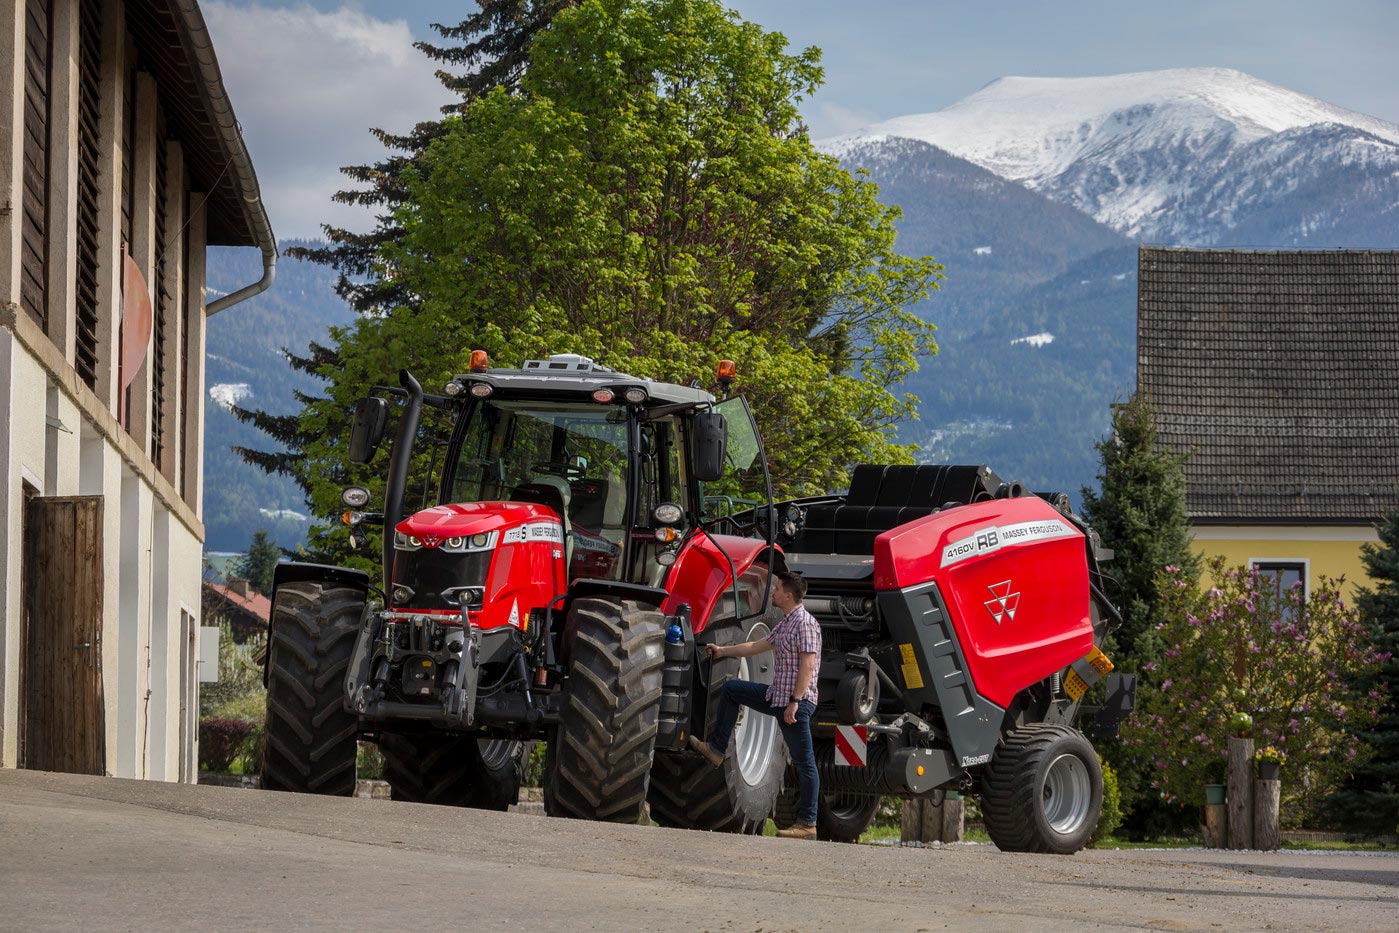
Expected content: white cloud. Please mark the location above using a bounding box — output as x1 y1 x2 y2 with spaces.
804 100 880 138
204 2 457 239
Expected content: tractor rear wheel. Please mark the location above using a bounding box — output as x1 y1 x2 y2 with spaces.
380 733 526 810
648 615 786 834
981 724 1103 854
544 598 664 823
261 582 363 796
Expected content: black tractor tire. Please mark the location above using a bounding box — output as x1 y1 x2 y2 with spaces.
261 582 363 796
544 598 665 823
648 615 786 834
981 724 1103 854
380 733 526 810
775 773 882 843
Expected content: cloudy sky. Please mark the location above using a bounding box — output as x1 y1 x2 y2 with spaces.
203 0 1399 239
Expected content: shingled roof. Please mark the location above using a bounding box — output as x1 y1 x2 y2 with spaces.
1137 246 1399 525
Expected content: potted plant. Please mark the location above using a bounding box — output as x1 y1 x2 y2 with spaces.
1255 745 1285 781
1203 756 1227 805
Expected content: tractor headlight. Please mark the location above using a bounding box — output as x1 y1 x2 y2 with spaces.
392 584 415 605
444 381 463 396
653 502 683 525
394 531 422 551
341 485 371 509
656 549 678 567
469 382 494 399
622 386 648 404
440 531 498 553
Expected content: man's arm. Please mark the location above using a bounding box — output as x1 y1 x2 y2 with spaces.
706 639 772 660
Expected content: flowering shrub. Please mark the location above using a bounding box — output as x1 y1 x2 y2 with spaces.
198 718 257 773
1122 557 1385 824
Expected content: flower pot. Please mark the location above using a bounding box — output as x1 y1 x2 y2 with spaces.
1204 783 1227 805
1257 761 1281 781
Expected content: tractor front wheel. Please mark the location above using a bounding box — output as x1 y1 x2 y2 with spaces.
261 582 363 796
380 733 526 810
544 598 664 823
981 724 1103 854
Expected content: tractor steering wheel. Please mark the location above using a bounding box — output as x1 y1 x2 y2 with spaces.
531 461 586 481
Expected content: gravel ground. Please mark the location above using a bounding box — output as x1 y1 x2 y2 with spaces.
2 769 1395 931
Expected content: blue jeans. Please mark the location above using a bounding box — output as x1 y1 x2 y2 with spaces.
707 679 819 826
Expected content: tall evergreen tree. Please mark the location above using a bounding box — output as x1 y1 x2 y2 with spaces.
1080 392 1200 671
237 3 579 546
1080 392 1201 834
229 530 281 596
1328 506 1399 834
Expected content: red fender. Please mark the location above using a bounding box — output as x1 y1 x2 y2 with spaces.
662 533 783 635
874 496 1094 708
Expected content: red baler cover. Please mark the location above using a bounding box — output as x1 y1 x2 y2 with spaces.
873 496 1094 708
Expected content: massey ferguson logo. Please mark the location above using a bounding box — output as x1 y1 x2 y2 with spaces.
420 534 442 548
985 580 1020 625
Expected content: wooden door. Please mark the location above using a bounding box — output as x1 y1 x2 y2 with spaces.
22 496 106 774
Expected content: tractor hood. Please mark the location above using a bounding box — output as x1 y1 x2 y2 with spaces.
395 501 561 545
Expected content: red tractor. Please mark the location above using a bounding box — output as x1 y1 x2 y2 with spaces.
261 352 1132 853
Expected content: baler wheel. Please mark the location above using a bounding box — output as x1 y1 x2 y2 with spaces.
261 582 363 796
648 615 785 834
774 775 882 843
544 598 664 823
981 724 1102 854
380 734 525 810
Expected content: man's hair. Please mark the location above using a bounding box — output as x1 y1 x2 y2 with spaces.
775 571 807 601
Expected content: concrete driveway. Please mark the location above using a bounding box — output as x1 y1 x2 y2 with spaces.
1 769 1395 931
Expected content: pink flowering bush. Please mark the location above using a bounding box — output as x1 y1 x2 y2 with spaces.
1122 557 1386 825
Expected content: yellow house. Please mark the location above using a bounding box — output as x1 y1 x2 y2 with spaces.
1137 246 1399 601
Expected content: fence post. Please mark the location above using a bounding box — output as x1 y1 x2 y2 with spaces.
1253 779 1281 850
1227 737 1254 849
942 792 964 842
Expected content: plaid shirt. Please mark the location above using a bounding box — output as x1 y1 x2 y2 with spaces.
764 604 822 706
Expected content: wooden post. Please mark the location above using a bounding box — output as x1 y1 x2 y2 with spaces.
942 794 964 842
1253 779 1281 850
1203 804 1227 848
901 799 923 843
923 796 945 841
1227 737 1254 849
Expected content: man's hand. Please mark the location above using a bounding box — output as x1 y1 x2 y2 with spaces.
784 701 798 724
704 643 726 660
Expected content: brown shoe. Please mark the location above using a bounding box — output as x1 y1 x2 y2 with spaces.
776 823 817 839
688 734 725 768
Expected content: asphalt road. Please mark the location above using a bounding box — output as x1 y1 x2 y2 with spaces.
1 769 1396 931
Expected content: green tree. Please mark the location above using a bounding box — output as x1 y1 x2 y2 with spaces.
1123 560 1385 825
250 0 940 559
1328 506 1399 833
1080 392 1201 834
1081 392 1201 669
228 530 280 596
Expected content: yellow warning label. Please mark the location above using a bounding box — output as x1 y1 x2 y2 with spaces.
899 643 925 690
1085 646 1114 676
1064 668 1089 701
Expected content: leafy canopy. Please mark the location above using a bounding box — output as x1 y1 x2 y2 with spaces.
280 0 940 558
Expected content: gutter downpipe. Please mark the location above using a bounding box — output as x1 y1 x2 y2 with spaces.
173 0 277 315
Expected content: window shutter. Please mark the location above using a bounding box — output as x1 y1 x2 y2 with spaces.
74 0 104 387
20 0 52 331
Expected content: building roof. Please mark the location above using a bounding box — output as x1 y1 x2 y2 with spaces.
1137 246 1399 525
204 581 271 625
128 0 273 252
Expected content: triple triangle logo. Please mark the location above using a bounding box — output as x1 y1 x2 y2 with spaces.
984 580 1020 625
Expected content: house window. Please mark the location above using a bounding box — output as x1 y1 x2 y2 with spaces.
1252 560 1307 617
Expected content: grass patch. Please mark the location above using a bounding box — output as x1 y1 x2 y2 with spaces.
1281 839 1396 852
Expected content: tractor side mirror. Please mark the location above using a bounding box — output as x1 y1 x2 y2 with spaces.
693 412 727 482
348 397 389 464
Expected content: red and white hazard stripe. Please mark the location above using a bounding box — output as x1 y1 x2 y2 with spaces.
834 724 869 767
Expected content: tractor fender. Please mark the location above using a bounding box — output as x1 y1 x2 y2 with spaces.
262 562 372 685
662 534 785 635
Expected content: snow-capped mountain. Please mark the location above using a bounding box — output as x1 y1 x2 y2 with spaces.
826 68 1399 245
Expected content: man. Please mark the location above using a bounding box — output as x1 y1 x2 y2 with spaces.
689 571 822 839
